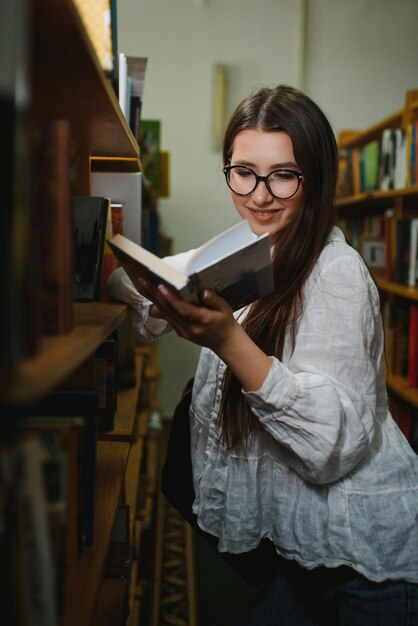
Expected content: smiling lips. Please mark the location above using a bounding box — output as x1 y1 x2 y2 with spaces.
249 207 282 222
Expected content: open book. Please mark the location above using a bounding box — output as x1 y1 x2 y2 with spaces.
107 220 275 311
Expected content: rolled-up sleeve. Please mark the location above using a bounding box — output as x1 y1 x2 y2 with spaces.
243 253 381 484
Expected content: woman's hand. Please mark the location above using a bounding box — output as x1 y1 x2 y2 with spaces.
136 278 239 352
136 278 273 392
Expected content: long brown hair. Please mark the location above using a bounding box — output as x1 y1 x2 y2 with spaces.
218 85 338 447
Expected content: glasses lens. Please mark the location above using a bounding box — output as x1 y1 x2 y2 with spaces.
226 166 257 195
268 170 300 199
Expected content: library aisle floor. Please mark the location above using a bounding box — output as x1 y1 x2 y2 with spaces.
149 422 264 626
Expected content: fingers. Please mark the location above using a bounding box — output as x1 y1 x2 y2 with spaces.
135 278 235 349
149 303 162 318
201 288 230 312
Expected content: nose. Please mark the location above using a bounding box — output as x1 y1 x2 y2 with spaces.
252 177 273 204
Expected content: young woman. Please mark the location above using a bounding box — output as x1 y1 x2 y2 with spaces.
108 85 418 625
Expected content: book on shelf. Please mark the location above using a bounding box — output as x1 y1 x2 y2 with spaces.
383 300 410 377
338 123 415 196
379 128 406 191
108 219 275 312
18 417 85 573
100 198 119 297
28 389 99 547
95 339 118 432
138 119 161 189
408 303 418 388
126 56 147 138
116 54 147 133
117 51 128 117
363 140 380 191
379 128 392 192
383 209 395 281
73 195 110 301
37 118 74 335
406 121 417 188
90 171 142 245
361 239 386 276
394 218 412 284
336 148 354 197
2 437 59 626
0 0 34 367
408 218 418 288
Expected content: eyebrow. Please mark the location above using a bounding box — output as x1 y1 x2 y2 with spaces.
232 159 300 170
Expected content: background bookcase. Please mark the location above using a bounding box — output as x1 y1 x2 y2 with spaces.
337 88 418 442
0 1 162 625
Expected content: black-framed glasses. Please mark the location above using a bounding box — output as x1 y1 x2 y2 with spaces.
222 165 303 200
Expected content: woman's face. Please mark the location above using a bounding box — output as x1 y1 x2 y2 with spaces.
228 128 305 240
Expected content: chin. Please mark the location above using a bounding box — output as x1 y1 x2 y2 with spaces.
251 223 281 239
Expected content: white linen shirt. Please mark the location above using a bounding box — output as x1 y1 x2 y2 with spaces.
107 226 418 583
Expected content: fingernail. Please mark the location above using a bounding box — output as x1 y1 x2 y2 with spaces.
158 284 169 295
203 289 212 300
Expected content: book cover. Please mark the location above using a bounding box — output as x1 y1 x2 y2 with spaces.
108 220 275 312
73 195 109 301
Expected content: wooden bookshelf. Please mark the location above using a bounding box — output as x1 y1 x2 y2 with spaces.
338 109 403 149
386 374 418 410
61 441 130 626
375 278 418 301
0 1 163 625
31 0 139 162
0 302 128 406
92 578 128 626
335 187 418 209
336 88 418 435
98 352 147 442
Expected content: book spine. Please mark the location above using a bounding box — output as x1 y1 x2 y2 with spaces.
37 119 75 335
408 303 418 388
0 0 33 366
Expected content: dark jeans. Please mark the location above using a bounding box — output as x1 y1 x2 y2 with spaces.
237 559 418 626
